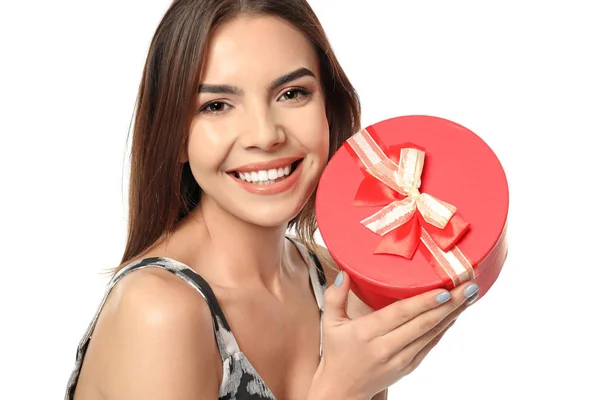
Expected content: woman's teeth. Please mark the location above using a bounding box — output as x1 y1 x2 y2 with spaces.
235 165 291 184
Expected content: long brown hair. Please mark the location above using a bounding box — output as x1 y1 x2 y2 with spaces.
116 0 361 273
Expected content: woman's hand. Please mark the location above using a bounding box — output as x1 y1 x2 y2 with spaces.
346 288 377 319
345 290 396 400
309 271 478 400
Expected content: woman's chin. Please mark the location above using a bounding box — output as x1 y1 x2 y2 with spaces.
236 202 306 229
250 210 302 229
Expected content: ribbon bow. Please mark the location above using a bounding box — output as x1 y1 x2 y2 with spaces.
346 128 471 261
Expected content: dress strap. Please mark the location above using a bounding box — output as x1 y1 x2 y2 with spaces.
308 251 327 288
285 236 328 359
150 258 242 360
286 237 327 300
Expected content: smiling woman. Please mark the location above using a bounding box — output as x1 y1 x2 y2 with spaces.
64 1 478 399
185 16 330 229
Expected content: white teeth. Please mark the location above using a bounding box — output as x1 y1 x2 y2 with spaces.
234 163 295 184
258 170 269 181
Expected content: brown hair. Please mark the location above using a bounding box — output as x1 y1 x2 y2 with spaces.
116 0 361 273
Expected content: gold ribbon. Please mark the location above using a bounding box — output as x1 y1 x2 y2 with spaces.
347 129 475 287
347 129 457 235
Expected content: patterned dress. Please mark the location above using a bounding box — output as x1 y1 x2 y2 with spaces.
65 238 327 399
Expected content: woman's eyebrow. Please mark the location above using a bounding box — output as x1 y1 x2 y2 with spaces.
197 83 242 95
268 67 315 90
197 67 315 95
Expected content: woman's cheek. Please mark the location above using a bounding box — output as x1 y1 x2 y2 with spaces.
187 122 232 172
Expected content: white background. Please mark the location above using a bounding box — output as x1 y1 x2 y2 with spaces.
1 0 598 399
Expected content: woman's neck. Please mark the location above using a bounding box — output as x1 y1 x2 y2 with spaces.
175 196 296 291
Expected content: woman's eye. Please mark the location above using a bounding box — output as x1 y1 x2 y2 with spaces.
278 87 312 102
199 101 231 114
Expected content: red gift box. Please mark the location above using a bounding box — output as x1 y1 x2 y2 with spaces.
316 115 509 310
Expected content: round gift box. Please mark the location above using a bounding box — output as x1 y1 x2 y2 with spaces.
316 115 509 310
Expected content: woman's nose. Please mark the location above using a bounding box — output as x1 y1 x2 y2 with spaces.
238 111 285 151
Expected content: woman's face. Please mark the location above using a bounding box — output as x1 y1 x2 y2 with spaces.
186 15 329 227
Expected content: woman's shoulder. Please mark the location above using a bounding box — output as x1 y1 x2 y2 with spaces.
108 266 211 325
81 266 222 398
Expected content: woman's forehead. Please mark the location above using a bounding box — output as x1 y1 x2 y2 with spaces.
199 15 319 85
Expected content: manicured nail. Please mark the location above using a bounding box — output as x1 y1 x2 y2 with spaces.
436 291 451 304
463 283 479 298
334 271 344 287
465 292 479 305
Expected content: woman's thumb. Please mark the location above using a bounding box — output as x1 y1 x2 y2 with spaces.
323 270 351 324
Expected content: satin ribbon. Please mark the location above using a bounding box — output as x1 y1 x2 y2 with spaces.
345 128 475 287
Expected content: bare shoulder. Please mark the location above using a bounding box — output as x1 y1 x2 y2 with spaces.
78 267 221 400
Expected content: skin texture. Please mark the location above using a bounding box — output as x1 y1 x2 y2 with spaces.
73 14 472 400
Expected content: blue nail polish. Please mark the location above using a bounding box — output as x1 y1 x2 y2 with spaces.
463 283 479 298
465 292 479 305
334 271 344 287
436 291 451 304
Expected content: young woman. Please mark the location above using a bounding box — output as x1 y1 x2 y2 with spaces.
65 1 479 399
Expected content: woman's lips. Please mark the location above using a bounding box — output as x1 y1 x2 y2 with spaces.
229 159 304 195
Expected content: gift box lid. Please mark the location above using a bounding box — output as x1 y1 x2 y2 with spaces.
316 115 509 296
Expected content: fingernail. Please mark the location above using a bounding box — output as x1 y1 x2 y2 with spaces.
436 291 451 304
463 283 479 298
334 271 344 287
465 292 479 305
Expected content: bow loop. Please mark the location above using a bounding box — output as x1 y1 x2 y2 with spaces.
396 147 425 192
346 129 467 257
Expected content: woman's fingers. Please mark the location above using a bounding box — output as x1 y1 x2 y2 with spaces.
400 319 458 376
358 289 452 337
393 304 465 364
378 285 472 353
360 281 477 338
322 271 352 326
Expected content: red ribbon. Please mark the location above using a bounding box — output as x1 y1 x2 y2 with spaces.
344 127 470 260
